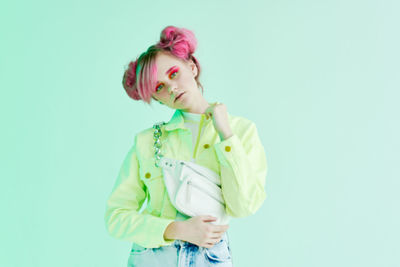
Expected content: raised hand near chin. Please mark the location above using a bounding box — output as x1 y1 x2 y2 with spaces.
204 102 233 141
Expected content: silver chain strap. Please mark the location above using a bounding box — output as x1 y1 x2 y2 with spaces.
153 122 166 167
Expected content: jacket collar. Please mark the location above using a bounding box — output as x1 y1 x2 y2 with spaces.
164 109 186 131
164 109 211 132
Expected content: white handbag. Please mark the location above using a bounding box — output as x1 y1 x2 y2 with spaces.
153 122 231 225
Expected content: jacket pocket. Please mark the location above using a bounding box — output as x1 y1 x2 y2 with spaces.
139 159 163 182
139 160 165 215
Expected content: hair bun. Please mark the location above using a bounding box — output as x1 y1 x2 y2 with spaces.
122 60 141 101
156 25 197 59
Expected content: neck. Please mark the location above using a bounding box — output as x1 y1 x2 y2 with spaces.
180 96 210 114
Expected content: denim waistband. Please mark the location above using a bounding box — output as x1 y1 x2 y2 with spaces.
172 231 229 248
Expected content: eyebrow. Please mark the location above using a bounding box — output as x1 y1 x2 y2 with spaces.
156 66 177 84
165 66 177 75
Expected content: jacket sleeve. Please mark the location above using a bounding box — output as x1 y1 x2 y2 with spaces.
104 135 176 248
213 121 267 217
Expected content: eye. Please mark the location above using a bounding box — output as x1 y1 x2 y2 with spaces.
155 83 164 93
155 68 178 93
169 70 178 79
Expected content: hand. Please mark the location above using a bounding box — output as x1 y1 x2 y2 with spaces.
180 215 229 248
204 102 233 140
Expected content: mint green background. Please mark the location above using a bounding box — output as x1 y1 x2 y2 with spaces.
1 0 399 266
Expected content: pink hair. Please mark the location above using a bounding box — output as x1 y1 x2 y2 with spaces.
122 25 203 104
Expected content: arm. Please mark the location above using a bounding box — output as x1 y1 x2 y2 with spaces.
164 221 185 240
104 135 176 248
213 121 268 217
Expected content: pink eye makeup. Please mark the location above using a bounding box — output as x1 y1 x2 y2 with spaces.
155 83 163 92
168 67 179 78
155 66 179 93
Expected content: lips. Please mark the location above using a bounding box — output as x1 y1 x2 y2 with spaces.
174 92 185 102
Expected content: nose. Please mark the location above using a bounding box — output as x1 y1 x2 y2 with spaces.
168 85 178 95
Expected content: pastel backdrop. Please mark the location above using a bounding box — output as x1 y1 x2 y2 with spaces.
1 0 399 266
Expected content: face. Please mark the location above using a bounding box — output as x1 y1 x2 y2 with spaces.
152 51 202 110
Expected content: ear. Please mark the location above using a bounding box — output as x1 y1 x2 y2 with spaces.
188 60 198 78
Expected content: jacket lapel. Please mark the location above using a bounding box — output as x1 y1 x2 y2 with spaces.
164 109 186 132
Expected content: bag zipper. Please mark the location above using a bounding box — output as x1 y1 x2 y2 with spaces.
180 161 220 186
186 179 224 205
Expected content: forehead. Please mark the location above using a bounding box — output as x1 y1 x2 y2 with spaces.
155 52 184 75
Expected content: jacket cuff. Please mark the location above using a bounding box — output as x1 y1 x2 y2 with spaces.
146 216 176 247
213 134 244 167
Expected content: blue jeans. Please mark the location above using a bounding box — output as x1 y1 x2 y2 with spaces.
127 232 233 267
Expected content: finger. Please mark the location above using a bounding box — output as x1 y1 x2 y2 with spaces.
202 215 217 219
205 237 221 246
202 216 217 222
212 228 227 234
209 233 223 239
206 103 216 111
205 241 216 247
205 243 213 248
201 215 217 219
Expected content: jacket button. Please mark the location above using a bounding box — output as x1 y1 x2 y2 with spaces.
203 144 210 149
225 146 231 152
145 172 151 178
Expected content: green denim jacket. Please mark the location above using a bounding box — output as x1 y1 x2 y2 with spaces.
104 109 267 248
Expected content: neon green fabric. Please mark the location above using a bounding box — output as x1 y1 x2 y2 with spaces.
104 109 268 248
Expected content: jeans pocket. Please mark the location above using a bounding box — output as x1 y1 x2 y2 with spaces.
204 239 232 263
128 244 154 267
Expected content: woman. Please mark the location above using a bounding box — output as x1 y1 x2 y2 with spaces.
104 25 268 267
